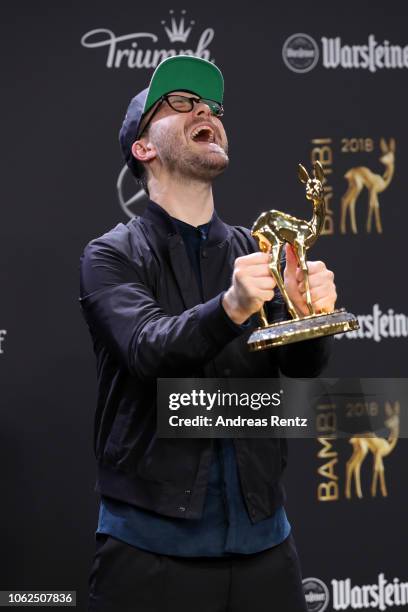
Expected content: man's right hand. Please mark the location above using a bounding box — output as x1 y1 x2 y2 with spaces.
222 252 277 325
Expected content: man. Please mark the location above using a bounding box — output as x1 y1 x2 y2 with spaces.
80 55 337 612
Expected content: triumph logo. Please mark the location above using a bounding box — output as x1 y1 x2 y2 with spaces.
81 10 215 68
162 10 194 43
283 34 408 72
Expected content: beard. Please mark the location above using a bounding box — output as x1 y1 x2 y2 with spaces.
149 122 229 182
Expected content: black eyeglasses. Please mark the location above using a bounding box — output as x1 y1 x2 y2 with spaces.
138 93 224 138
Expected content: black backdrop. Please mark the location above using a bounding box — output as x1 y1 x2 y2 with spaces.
1 1 407 610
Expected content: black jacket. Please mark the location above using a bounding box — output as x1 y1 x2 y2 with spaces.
79 200 332 523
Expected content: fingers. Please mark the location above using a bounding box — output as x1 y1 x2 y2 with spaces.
234 270 276 293
258 289 275 302
295 260 328 282
234 253 277 284
298 271 335 293
298 284 333 302
284 257 337 315
235 252 271 267
312 295 337 312
237 264 278 281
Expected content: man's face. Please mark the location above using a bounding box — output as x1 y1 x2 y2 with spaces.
138 91 229 181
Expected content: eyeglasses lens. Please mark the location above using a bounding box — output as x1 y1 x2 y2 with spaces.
167 95 193 111
167 95 223 117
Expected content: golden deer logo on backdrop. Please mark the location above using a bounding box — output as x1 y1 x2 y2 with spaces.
345 403 400 499
340 138 396 234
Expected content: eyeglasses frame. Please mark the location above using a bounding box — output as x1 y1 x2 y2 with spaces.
137 91 224 139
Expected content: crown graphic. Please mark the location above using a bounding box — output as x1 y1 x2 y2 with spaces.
161 10 194 43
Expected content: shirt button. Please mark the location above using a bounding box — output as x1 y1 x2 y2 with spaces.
178 506 186 512
184 489 191 495
202 250 208 258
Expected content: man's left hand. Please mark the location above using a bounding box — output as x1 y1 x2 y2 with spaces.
283 243 337 317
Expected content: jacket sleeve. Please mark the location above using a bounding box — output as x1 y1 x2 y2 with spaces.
79 241 245 380
277 334 333 378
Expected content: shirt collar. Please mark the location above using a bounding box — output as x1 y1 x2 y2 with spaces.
172 217 211 241
140 199 229 247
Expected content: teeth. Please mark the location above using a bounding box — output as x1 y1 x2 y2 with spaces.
191 125 215 142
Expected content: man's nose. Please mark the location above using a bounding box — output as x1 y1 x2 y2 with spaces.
193 101 212 118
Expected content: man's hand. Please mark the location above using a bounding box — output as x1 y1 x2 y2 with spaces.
222 252 277 325
283 244 337 316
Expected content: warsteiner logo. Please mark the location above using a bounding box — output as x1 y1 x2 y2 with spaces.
303 577 330 612
81 10 215 68
283 34 408 73
332 574 408 610
282 34 319 73
304 574 408 611
335 304 408 342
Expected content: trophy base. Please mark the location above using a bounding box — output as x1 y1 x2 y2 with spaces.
247 307 359 351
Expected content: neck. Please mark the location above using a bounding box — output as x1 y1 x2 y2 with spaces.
311 199 326 240
386 429 399 454
148 171 214 226
383 163 394 187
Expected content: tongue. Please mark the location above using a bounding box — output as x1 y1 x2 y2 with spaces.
195 134 210 142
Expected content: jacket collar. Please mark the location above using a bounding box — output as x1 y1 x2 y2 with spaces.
140 199 229 247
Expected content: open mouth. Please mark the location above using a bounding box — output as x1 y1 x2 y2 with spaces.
190 125 216 144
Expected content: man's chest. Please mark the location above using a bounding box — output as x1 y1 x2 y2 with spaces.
150 238 242 314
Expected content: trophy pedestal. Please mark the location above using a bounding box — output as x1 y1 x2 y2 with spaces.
247 308 359 351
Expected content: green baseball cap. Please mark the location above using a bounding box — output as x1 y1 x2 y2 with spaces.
143 55 224 114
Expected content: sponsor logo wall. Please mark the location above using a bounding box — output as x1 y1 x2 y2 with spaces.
1 3 407 610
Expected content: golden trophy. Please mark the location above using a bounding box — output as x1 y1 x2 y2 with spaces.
247 160 359 351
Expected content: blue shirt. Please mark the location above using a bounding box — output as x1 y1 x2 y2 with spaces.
97 215 291 556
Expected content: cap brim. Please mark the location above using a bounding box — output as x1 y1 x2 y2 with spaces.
143 56 224 114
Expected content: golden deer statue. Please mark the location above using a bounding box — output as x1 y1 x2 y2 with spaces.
251 161 326 322
340 138 395 234
345 403 400 499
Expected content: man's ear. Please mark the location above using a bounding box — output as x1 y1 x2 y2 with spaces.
131 138 157 164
